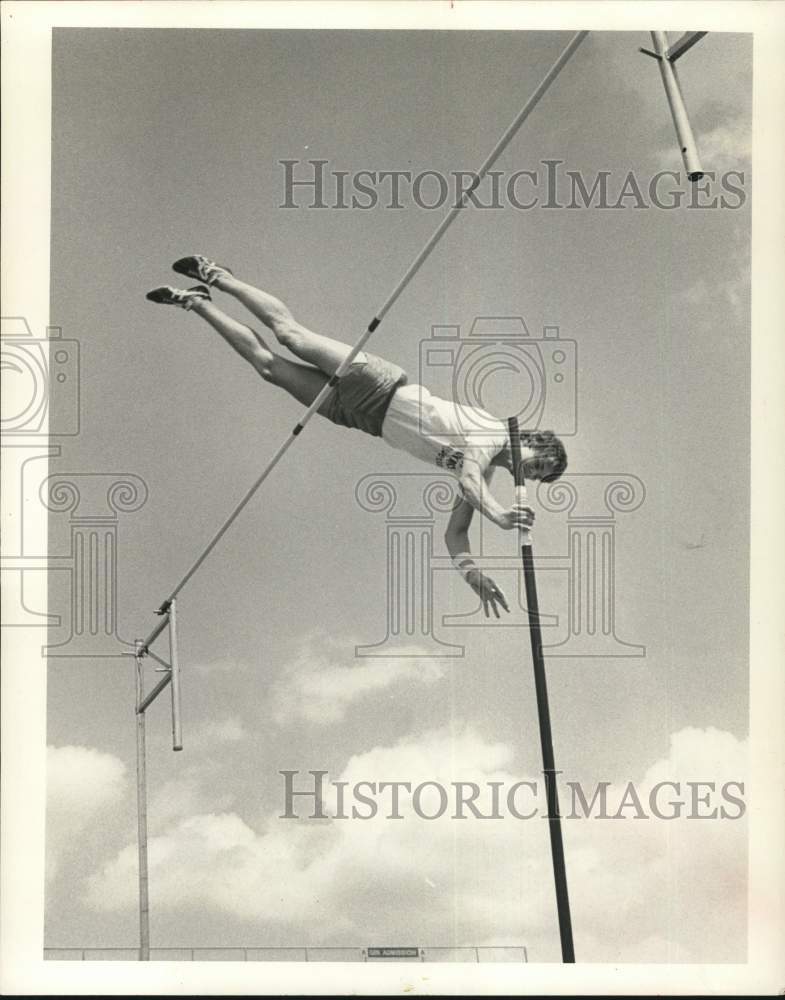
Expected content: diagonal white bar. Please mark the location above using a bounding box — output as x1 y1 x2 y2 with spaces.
136 671 172 715
140 612 170 653
156 31 589 612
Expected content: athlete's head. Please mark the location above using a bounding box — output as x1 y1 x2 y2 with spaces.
520 429 568 483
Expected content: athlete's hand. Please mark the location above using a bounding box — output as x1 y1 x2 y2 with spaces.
465 570 510 619
495 504 535 531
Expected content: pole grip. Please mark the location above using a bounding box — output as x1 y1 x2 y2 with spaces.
508 417 532 546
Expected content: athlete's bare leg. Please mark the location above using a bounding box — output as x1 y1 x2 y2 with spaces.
189 298 331 410
213 273 366 377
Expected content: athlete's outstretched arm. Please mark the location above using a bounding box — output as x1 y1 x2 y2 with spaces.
444 486 510 619
444 495 474 556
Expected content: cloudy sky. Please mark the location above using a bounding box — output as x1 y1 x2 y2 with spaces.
42 24 753 962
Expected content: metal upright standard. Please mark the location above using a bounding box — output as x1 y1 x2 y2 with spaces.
134 643 150 963
507 417 575 964
128 600 183 959
640 30 709 181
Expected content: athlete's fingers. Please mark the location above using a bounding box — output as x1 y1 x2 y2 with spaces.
494 588 510 613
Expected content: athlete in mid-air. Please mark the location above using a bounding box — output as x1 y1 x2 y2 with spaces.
148 256 567 617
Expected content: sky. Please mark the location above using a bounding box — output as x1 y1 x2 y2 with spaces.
42 26 753 962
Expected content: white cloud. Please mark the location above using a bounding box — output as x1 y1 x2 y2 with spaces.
46 745 127 880
681 266 749 321
695 117 752 173
270 633 446 725
657 114 751 175
147 771 237 830
564 726 749 963
84 725 749 962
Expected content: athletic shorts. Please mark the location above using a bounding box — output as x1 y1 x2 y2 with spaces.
319 352 408 438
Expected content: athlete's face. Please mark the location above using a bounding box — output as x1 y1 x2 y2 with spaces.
522 454 558 481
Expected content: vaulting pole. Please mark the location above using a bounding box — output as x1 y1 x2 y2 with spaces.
508 417 575 963
155 30 589 613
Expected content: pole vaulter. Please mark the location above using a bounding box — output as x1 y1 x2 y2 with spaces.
130 29 588 960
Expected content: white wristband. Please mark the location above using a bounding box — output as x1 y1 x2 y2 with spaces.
451 551 477 580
